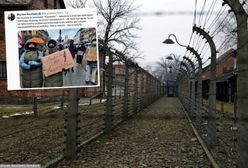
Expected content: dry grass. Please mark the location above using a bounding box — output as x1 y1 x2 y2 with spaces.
203 99 234 115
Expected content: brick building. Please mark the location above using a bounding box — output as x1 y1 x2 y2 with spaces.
202 48 237 102
0 0 66 103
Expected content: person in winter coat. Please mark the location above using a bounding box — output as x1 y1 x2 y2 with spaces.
76 43 86 65
68 40 77 72
19 39 43 88
85 39 98 85
44 39 63 87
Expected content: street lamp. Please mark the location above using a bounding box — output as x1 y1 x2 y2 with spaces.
165 53 181 81
163 34 188 48
166 53 179 61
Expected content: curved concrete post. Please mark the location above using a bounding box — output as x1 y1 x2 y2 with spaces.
178 68 190 109
187 46 203 131
181 62 193 112
223 1 248 167
193 25 217 149
183 57 196 119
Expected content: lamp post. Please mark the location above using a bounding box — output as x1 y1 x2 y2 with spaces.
166 53 181 81
166 53 182 96
163 34 203 131
166 55 173 81
163 34 188 48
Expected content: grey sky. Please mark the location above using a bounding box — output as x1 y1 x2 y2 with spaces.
65 0 228 68
47 28 79 40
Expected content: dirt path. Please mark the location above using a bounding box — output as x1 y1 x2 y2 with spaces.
55 97 211 168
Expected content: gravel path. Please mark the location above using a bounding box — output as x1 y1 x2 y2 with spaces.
55 97 211 168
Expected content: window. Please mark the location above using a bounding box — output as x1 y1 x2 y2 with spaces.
0 61 7 79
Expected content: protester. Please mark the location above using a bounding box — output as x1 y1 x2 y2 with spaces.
85 39 97 85
19 39 43 88
68 40 77 72
43 39 63 87
76 43 86 65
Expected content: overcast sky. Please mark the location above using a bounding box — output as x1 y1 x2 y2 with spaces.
47 28 79 40
66 0 228 68
133 0 195 66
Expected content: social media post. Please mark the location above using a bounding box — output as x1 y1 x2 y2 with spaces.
5 8 99 90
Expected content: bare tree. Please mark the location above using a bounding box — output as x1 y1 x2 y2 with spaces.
65 0 87 8
93 0 140 58
67 0 140 95
93 0 140 95
151 55 181 84
214 3 248 53
215 12 237 53
67 0 141 62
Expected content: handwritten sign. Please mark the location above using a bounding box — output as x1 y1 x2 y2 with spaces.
86 48 97 61
77 50 84 56
42 48 74 77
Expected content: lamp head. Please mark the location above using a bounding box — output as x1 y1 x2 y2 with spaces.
163 38 175 44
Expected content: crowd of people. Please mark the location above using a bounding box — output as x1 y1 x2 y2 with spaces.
19 38 98 88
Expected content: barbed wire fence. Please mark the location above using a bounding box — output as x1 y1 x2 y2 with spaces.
0 47 163 167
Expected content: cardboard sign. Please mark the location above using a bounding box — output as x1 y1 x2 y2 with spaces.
86 48 97 61
42 48 74 77
77 50 84 56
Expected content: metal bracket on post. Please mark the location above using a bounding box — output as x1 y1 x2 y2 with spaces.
193 25 217 149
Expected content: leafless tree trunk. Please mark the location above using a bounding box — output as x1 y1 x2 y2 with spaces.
151 55 181 84
215 12 237 52
65 0 87 8
67 0 140 96
94 0 140 95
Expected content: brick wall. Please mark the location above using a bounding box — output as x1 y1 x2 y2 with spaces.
203 49 235 80
0 7 27 60
0 9 4 61
216 50 234 78
0 0 66 99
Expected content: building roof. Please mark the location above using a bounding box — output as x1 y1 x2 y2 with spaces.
0 0 32 6
216 48 236 63
216 71 235 82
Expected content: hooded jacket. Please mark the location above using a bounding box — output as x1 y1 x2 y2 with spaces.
19 39 43 88
44 39 63 87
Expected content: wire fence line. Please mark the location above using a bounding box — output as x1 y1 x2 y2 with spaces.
177 66 237 167
0 49 164 167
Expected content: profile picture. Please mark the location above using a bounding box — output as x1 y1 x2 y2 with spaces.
8 13 15 21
